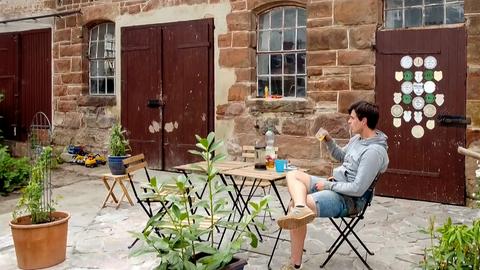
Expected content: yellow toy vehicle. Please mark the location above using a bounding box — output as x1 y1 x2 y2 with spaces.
85 154 97 168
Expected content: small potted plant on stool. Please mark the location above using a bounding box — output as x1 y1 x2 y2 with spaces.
108 123 131 175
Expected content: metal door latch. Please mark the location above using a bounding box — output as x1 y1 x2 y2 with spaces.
437 115 471 125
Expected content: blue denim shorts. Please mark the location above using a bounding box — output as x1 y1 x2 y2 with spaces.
309 176 365 218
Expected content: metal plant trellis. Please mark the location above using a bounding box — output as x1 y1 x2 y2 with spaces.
27 112 53 214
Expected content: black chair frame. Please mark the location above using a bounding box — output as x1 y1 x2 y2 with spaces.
320 174 381 270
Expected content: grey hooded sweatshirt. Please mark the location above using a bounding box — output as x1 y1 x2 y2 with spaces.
321 130 389 197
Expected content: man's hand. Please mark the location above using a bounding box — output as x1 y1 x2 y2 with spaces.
315 181 325 191
315 128 331 142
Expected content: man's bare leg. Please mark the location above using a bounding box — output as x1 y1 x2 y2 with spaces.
289 194 317 266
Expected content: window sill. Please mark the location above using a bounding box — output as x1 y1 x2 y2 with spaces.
78 95 116 107
245 96 314 113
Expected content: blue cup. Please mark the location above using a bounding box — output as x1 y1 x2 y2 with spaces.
275 159 287 172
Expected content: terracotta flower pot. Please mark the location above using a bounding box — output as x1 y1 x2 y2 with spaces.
9 211 70 270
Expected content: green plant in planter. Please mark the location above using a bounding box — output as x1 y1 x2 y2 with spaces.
0 146 31 195
421 217 480 269
12 146 57 224
131 132 270 270
109 123 130 156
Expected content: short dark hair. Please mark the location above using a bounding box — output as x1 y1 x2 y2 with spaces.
348 101 379 129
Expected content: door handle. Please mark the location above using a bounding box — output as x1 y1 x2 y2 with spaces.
437 115 471 125
147 99 164 108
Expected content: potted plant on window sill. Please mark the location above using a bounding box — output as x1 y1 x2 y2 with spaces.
108 123 131 175
9 146 70 270
130 132 270 269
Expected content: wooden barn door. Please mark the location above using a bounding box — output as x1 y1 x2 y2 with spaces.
0 29 51 141
121 19 213 170
375 27 466 205
121 26 163 169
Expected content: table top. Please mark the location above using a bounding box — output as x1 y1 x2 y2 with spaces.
174 160 253 173
221 166 288 181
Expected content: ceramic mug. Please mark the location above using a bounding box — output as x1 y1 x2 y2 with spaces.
275 159 287 172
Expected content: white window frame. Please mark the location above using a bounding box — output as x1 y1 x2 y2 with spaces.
256 6 307 98
88 22 115 95
384 0 464 29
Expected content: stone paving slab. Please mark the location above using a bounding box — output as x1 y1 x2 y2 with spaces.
0 165 479 270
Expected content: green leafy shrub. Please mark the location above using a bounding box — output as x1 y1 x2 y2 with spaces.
13 146 56 224
0 146 31 195
131 132 270 269
421 217 480 269
109 123 130 156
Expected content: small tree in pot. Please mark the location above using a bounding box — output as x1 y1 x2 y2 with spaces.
108 123 131 175
131 132 270 269
10 146 70 270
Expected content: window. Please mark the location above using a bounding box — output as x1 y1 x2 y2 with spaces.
385 0 464 29
257 7 307 98
89 23 115 95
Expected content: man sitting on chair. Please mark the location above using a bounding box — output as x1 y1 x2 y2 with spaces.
277 101 389 270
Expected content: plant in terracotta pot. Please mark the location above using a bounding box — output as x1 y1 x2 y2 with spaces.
131 132 270 269
108 123 131 175
10 146 70 270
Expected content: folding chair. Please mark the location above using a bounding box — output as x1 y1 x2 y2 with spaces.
123 154 184 248
320 174 382 270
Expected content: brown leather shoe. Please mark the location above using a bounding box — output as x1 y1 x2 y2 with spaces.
277 206 315 230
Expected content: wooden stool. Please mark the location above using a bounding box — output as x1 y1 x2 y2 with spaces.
101 173 134 209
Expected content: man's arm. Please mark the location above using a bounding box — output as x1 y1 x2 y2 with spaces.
325 139 347 162
319 148 383 197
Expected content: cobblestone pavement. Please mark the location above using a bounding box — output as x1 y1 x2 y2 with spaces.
0 164 479 270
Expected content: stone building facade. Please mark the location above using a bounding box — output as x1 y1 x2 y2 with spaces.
0 0 479 205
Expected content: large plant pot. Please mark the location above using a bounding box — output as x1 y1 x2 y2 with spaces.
192 253 247 270
9 211 70 270
108 155 129 175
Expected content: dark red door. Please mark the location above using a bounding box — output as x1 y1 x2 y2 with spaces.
162 19 214 169
121 26 163 169
375 27 466 205
20 29 52 141
121 19 214 170
0 33 18 139
0 29 51 141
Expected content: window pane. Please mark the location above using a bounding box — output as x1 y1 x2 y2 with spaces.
270 30 282 51
405 0 422 6
386 9 403 28
285 8 296 28
97 41 105 58
425 5 444 25
259 13 270 29
271 54 282 74
258 31 269 51
405 7 422 28
99 24 106 41
297 28 306 49
98 60 105 76
385 0 402 9
98 78 106 94
91 26 98 42
425 0 442 4
297 53 306 74
89 41 97 58
105 60 114 76
446 3 464 24
105 40 115 58
258 54 269 75
106 78 114 94
90 60 98 76
271 76 282 96
284 76 295 97
284 54 295 74
297 8 306 26
283 29 295 50
90 79 98 94
258 76 269 97
271 9 282 28
296 77 306 97
107 23 114 36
